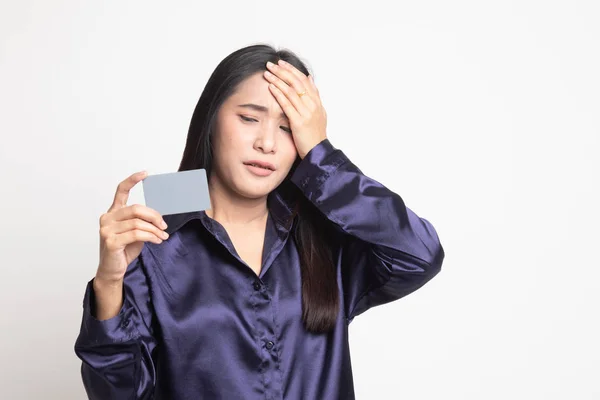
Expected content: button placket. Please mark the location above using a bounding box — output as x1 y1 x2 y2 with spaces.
250 276 282 398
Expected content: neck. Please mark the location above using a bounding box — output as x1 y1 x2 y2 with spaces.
205 173 269 226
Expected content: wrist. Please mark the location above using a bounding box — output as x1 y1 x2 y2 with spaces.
93 274 123 291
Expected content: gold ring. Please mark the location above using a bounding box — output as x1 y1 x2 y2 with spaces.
297 90 307 97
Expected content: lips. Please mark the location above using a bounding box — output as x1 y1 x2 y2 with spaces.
244 160 275 171
245 163 274 177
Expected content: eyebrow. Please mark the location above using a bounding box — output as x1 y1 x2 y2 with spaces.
237 103 288 119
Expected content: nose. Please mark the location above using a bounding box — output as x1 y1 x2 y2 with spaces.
254 126 277 154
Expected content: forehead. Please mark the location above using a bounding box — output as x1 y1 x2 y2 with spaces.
225 72 283 114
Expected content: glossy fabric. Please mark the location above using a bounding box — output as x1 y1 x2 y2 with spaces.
74 138 445 399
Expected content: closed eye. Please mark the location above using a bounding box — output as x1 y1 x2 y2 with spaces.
239 115 291 133
240 115 258 123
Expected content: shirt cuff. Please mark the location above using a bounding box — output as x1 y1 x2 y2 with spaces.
80 278 137 345
290 138 350 198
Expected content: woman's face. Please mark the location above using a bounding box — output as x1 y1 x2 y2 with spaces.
210 71 298 199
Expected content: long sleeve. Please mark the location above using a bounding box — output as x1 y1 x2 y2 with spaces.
290 138 445 323
74 248 158 399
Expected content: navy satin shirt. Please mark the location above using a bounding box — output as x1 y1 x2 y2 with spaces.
74 138 445 399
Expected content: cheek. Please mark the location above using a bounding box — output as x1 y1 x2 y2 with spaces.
225 121 254 147
280 137 298 167
216 126 245 155
211 130 237 172
283 133 298 153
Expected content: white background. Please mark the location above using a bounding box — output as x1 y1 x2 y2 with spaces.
1 0 598 399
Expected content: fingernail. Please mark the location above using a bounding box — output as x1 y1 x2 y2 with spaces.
161 220 168 229
162 231 169 239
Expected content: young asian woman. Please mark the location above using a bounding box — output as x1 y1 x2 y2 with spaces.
74 44 445 400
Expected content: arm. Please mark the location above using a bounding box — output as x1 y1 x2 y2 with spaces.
290 138 445 323
74 248 157 399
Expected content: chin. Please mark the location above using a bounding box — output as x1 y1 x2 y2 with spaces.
236 179 277 199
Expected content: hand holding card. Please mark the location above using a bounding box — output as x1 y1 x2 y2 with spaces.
95 168 212 297
96 170 171 298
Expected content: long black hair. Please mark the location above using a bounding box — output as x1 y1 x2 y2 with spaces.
177 44 339 334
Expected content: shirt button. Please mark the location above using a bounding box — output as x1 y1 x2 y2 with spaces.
253 281 262 291
266 341 274 350
122 319 130 328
